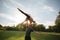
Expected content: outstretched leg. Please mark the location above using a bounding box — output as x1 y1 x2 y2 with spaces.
17 8 30 18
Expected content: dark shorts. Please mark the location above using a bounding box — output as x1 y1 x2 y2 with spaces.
25 36 31 40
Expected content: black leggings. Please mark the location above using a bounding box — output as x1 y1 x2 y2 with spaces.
25 36 31 40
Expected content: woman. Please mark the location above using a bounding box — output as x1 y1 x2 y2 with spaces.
17 8 34 25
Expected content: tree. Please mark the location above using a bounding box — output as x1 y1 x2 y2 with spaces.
55 11 60 25
36 24 45 31
54 11 60 32
0 24 3 30
47 26 53 32
16 23 27 31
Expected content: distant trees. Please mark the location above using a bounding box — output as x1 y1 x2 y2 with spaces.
0 11 60 33
46 26 54 32
15 21 46 32
0 25 17 31
46 11 60 33
35 24 45 31
6 26 16 31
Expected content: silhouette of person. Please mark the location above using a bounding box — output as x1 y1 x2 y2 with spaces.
25 25 33 40
17 8 35 40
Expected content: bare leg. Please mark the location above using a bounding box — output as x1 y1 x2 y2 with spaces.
17 8 30 18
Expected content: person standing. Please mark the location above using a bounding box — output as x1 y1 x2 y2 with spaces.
17 8 34 40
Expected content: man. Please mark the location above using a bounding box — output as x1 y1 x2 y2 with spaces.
17 8 40 40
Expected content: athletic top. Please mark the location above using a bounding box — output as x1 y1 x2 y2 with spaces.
25 27 33 36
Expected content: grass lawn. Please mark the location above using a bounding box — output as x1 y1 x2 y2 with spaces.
0 30 60 40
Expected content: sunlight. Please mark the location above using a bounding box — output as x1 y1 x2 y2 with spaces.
8 8 26 25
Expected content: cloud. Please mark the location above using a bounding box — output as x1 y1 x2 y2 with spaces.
9 0 32 14
0 13 6 16
3 0 25 10
0 13 16 22
9 0 25 9
0 13 17 26
43 5 55 12
44 21 55 28
0 0 27 26
3 2 11 8
0 0 57 27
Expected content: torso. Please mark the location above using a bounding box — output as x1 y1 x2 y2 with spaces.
25 27 33 36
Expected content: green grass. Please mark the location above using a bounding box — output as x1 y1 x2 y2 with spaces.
0 30 60 40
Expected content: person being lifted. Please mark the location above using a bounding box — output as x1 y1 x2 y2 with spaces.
17 8 35 25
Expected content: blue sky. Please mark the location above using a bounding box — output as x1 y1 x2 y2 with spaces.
0 0 60 28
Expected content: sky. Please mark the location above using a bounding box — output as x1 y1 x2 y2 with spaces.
0 0 60 28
